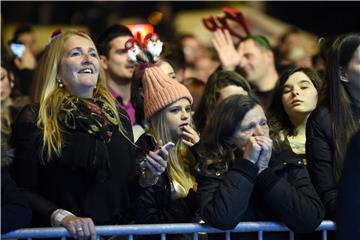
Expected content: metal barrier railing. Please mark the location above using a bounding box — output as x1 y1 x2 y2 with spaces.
1 220 336 240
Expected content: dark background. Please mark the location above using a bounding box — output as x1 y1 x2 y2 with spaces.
2 1 360 38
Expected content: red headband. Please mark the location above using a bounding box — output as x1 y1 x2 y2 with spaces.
202 6 251 40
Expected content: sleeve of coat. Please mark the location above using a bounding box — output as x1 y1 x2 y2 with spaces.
133 184 197 224
256 159 325 233
10 105 59 220
337 130 360 240
1 166 32 233
197 159 258 230
305 107 337 220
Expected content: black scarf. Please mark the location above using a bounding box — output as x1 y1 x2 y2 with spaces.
58 97 119 182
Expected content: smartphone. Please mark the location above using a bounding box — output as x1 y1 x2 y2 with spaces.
162 142 175 151
10 43 26 58
140 142 175 166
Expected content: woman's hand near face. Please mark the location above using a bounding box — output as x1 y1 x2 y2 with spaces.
254 136 273 174
242 137 262 164
61 215 96 240
181 125 200 147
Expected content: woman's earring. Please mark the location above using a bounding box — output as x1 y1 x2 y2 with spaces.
57 78 64 88
10 81 15 88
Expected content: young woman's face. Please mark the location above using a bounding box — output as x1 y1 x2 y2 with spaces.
159 61 177 81
58 35 100 97
281 71 318 117
231 104 269 148
345 46 360 97
0 67 13 102
218 85 248 103
164 98 192 140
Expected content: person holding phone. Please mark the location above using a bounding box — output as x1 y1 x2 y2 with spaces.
133 64 200 226
8 39 37 97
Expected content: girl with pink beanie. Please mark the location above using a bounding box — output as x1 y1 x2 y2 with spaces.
123 34 200 229
133 64 201 225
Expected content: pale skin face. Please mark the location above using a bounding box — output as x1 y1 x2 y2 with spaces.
58 35 100 98
18 32 37 55
281 71 318 119
218 85 248 103
231 105 270 149
182 37 203 65
238 39 271 85
344 46 360 103
0 67 13 102
101 36 135 80
159 61 177 81
164 98 192 141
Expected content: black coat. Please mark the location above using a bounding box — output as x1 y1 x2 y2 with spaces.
306 106 337 220
196 148 324 234
337 130 360 240
132 134 198 224
10 104 138 227
1 164 32 233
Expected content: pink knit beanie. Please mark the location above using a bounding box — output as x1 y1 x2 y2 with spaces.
143 66 193 121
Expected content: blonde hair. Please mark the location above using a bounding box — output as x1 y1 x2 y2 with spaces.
149 109 196 198
36 30 128 163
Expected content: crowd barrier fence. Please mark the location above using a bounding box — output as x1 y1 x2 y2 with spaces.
1 220 336 240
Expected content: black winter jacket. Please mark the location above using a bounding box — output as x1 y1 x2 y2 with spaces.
306 106 338 220
132 134 198 224
10 104 138 226
337 130 360 240
196 148 324 234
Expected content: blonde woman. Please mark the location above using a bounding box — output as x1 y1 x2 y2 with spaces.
10 30 139 239
133 65 200 225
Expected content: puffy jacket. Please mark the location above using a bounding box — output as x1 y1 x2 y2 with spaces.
196 147 324 234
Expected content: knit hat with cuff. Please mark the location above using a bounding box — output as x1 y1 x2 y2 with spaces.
143 66 193 121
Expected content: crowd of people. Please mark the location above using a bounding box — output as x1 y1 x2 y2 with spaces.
1 17 359 240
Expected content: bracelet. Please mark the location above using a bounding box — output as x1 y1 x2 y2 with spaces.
50 209 74 227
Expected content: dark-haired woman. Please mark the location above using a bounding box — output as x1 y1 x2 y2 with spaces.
196 95 324 239
269 67 322 161
193 70 252 134
306 33 360 220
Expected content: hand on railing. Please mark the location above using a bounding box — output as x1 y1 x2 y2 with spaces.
61 215 96 240
211 29 242 71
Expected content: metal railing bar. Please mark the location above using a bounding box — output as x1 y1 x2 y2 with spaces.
1 221 336 239
322 229 327 240
289 231 294 240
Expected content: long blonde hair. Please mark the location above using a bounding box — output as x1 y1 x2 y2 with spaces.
36 30 128 163
149 108 196 198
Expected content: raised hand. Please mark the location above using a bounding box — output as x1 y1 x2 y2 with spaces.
211 29 241 71
181 125 200 147
14 47 37 70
